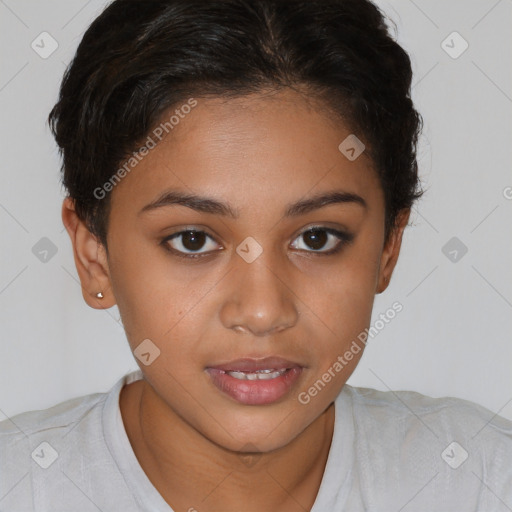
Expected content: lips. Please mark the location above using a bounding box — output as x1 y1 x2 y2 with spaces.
205 356 304 405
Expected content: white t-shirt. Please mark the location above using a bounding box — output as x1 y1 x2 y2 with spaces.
1 370 511 511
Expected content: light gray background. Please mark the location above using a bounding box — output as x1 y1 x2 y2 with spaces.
1 0 511 422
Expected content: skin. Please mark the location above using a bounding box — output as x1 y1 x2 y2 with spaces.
62 87 409 512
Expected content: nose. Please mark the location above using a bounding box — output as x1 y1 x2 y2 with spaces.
219 248 299 337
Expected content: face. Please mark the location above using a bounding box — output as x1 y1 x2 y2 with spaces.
67 88 406 453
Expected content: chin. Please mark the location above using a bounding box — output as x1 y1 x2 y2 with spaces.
204 406 311 454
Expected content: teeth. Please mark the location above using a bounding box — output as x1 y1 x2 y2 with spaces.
226 369 288 380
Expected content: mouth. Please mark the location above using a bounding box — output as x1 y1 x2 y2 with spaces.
205 357 304 405
222 368 289 380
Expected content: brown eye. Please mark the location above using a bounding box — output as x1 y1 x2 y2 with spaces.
181 230 206 251
291 227 353 254
302 229 328 250
164 230 219 256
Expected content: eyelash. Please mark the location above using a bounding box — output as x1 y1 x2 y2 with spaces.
161 226 354 260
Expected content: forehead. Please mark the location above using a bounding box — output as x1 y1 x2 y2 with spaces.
109 89 382 217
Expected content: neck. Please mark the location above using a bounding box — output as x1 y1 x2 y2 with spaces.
121 379 335 512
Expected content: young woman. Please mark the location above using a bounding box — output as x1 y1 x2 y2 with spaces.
1 1 510 510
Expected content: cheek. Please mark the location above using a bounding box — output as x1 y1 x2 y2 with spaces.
295 275 374 410
304 239 380 371
320 248 379 329
108 237 225 359
107 240 182 342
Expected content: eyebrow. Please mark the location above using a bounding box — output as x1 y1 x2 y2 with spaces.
138 189 367 218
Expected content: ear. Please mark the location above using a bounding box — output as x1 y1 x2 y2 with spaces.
376 208 410 294
61 197 116 309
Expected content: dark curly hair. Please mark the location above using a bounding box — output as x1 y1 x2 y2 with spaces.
49 0 423 248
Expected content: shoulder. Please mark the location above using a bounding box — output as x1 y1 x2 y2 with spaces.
0 390 106 439
0 387 109 468
0 389 108 508
343 384 512 441
0 370 142 443
339 385 512 509
0 372 141 509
